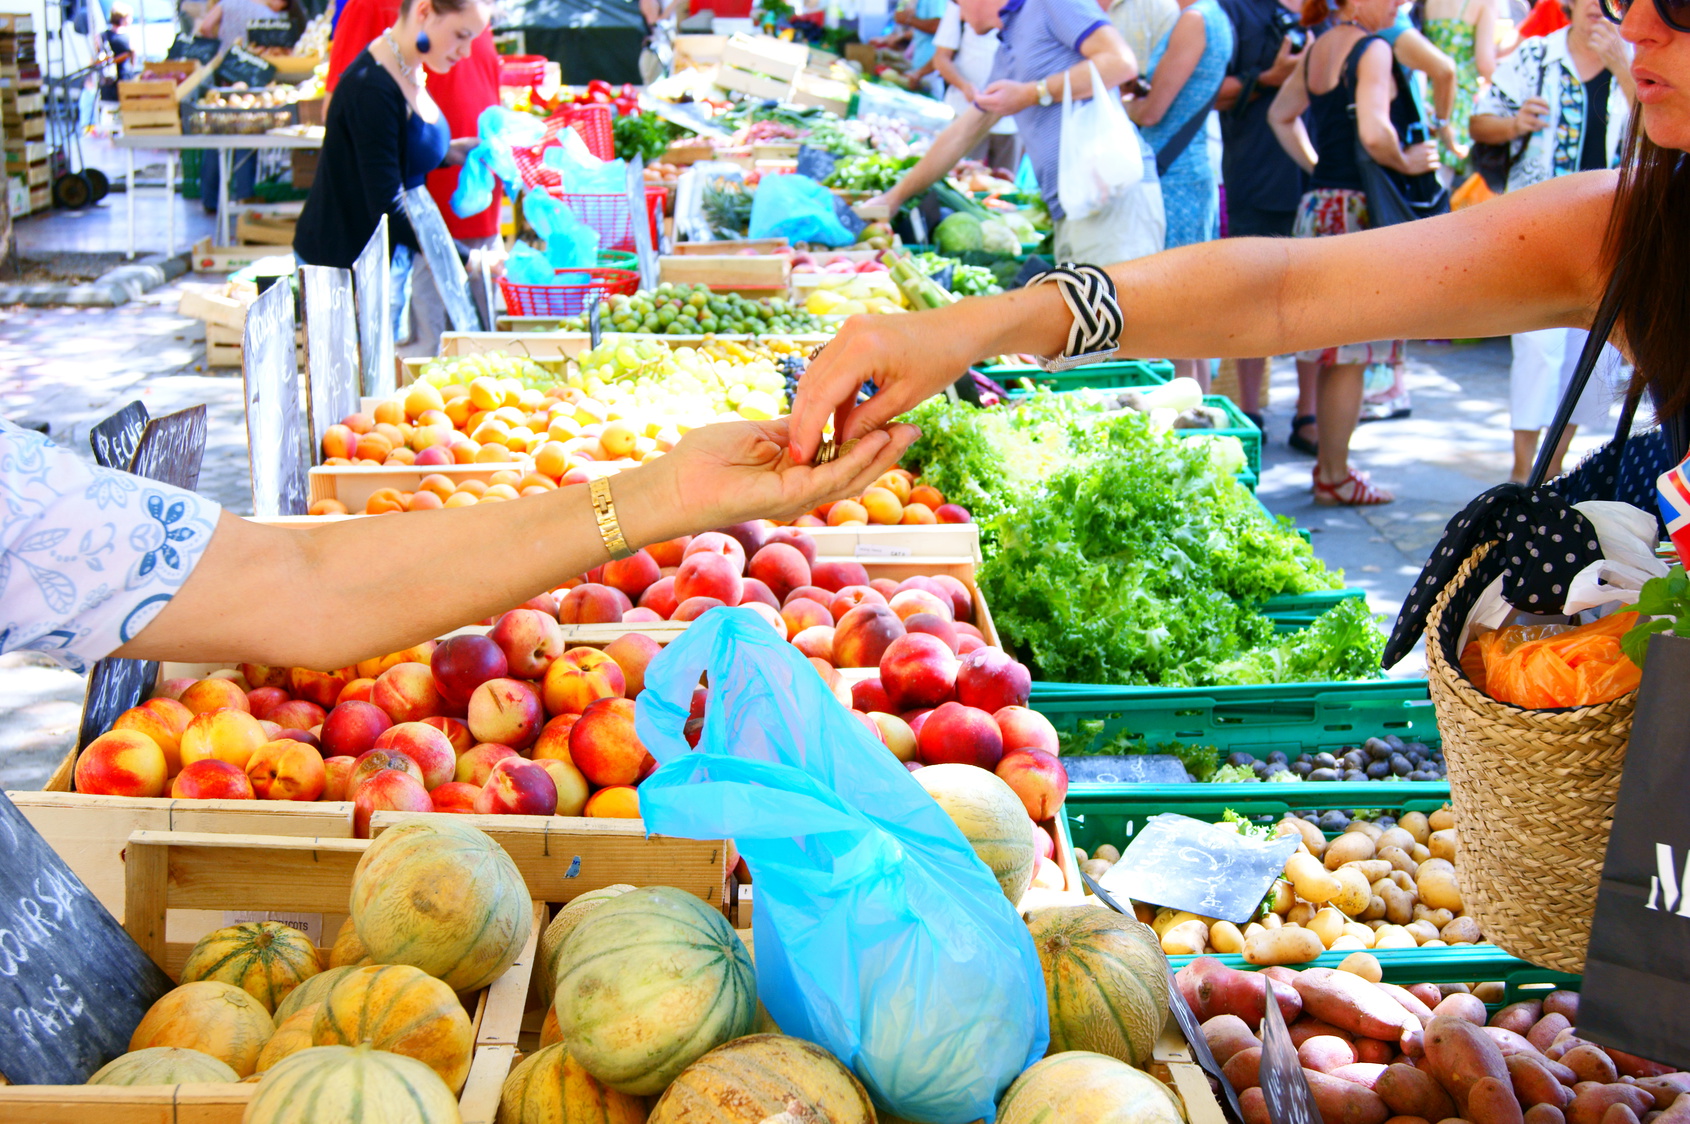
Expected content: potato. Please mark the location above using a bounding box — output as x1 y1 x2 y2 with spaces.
1418 859 1465 912
1211 919 1245 954
1362 895 1390 922
1469 1075 1526 1124
1071 846 1089 864
1442 916 1483 944
1243 1086 1271 1124
1270 879 1298 914
1350 821 1386 841
1389 870 1417 893
1304 1035 1363 1074
1162 918 1210 956
1525 1106 1568 1124
1509 1054 1575 1110
1290 901 1318 927
1358 1039 1397 1065
1291 852 1347 903
1224 1044 1265 1090
1399 811 1432 844
1473 983 1505 1004
1081 858 1113 879
1311 907 1351 947
1202 1014 1261 1064
1431 829 1459 861
1337 1064 1393 1091
1489 1002 1542 1036
1339 952 1384 983
1367 919 1389 931
1381 884 1417 926
1406 919 1442 945
1379 1062 1460 1121
1564 1048 1622 1087
1245 922 1267 941
1094 843 1121 863
1378 827 1418 854
1429 806 1456 832
1280 816 1329 858
1543 992 1579 1022
1412 844 1433 863
1134 900 1157 925
1343 922 1379 947
1246 925 1327 965
1425 1016 1511 1113
1307 1067 1393 1124
1328 831 1381 870
1263 911 1285 929
1348 859 1397 884
1415 906 1457 929
1568 1086 1655 1124
1332 935 1371 950
1379 846 1421 876
1335 866 1376 916
1434 993 1489 1027
1154 908 1204 936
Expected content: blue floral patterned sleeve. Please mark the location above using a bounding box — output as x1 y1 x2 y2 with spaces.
0 419 221 672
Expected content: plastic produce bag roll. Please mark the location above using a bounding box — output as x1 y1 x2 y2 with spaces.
636 608 1049 1124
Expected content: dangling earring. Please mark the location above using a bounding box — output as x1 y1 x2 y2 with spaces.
416 29 431 53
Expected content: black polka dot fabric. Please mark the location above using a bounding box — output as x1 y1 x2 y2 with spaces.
1556 424 1675 518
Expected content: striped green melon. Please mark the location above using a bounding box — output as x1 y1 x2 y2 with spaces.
648 1034 875 1124
310 963 474 1094
997 1051 1187 1124
496 1043 648 1124
537 884 635 999
273 964 359 1023
554 885 755 1096
179 920 321 1013
913 763 1036 902
128 981 275 1077
350 818 531 992
1027 905 1170 1066
244 1044 460 1124
87 1046 240 1085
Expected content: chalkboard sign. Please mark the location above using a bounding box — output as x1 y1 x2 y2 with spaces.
0 791 175 1084
132 406 207 490
168 35 222 63
216 43 278 88
301 264 360 465
1100 813 1301 924
402 186 483 334
833 194 868 240
75 658 159 753
353 215 394 399
1064 755 1191 785
589 298 603 349
1259 974 1325 1124
243 17 294 47
88 401 149 471
243 280 309 517
795 144 839 183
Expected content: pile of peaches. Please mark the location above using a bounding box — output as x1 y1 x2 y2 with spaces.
780 469 972 529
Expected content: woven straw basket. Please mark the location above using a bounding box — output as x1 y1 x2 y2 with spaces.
1423 541 1636 973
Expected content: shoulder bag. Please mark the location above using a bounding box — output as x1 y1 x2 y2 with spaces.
1344 34 1451 226
1468 39 1547 193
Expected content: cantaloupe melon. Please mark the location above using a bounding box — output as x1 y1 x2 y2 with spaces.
537 884 635 999
310 963 474 1094
128 981 274 1077
539 1006 563 1047
255 1005 319 1073
1027 905 1170 1066
350 818 530 991
996 1051 1187 1124
244 1044 460 1124
179 920 321 1013
496 1042 648 1124
329 916 372 968
554 885 755 1096
913 763 1036 902
648 1034 875 1124
273 964 359 1023
87 1046 240 1086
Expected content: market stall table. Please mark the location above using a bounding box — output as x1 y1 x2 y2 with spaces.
112 131 323 258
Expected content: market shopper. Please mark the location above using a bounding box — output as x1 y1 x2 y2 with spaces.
1423 0 1498 173
0 416 915 673
934 0 1023 171
785 0 1686 499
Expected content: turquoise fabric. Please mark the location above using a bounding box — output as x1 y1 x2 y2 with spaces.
1140 0 1233 248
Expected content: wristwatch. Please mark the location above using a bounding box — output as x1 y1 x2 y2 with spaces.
1035 78 1053 107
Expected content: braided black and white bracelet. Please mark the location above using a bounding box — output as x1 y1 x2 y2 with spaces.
1025 263 1125 372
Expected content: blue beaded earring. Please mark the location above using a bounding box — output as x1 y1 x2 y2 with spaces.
416 30 431 53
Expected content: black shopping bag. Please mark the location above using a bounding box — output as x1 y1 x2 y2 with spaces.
1580 630 1690 1069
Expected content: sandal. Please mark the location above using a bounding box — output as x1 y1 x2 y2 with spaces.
1289 415 1319 456
1312 468 1395 506
1244 411 1265 431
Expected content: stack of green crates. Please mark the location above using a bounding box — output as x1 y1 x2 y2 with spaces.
981 358 1174 394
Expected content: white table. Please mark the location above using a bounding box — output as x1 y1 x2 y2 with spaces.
112 131 323 258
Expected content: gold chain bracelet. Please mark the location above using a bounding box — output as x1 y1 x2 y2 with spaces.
589 475 632 560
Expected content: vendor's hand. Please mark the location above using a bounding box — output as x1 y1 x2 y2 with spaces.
447 137 479 164
953 79 978 103
1261 33 1307 87
1515 96 1550 136
631 417 920 539
863 190 901 213
975 79 1036 116
892 8 914 26
1402 141 1439 175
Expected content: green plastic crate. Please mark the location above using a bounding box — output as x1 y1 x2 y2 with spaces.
1165 946 1538 986
1237 467 1258 493
1257 491 1314 544
1501 967 1582 1006
1183 393 1262 476
1064 781 1451 848
1259 587 1370 633
983 359 1174 393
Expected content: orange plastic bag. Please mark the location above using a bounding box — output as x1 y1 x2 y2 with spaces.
1471 612 1641 708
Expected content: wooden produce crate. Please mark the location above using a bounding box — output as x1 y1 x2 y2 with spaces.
308 462 516 510
658 253 791 293
720 33 809 82
660 139 716 165
119 59 213 137
0 830 543 1124
6 111 44 139
792 73 851 117
4 138 48 165
192 235 293 274
236 210 297 245
290 146 317 188
178 284 254 331
26 182 46 213
672 33 727 69
1 88 44 117
20 157 46 187
668 237 790 256
0 13 36 33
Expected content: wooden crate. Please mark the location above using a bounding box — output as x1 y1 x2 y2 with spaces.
26 183 46 213
439 330 830 361
291 146 317 189
672 33 727 68
193 235 291 274
236 210 297 245
0 830 543 1123
668 237 789 255
178 285 254 331
21 157 46 187
206 341 244 367
0 13 36 33
660 140 716 165
657 253 790 292
6 112 44 139
792 73 852 117
1 89 43 116
715 64 793 102
720 33 809 82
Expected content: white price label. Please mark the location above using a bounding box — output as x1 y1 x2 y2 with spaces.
223 911 324 946
854 544 911 558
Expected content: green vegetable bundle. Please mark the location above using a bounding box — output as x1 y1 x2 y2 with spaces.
823 153 919 193
613 112 684 164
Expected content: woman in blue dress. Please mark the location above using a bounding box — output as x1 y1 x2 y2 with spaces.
1130 0 1234 384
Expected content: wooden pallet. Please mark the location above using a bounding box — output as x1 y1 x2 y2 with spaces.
21 158 47 188
4 139 48 164
26 183 47 212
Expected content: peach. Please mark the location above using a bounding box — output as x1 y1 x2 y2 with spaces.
829 585 887 623
533 757 590 816
811 561 870 593
155 677 197 700
431 635 509 706
833 604 906 669
995 706 1061 755
414 444 452 467
112 705 187 775
903 612 959 653
996 749 1068 820
958 635 987 655
741 601 788 639
717 521 770 560
763 527 818 567
74 730 168 797
348 748 425 798
827 500 867 526
1034 822 1055 861
623 607 663 623
336 678 376 706
521 591 560 617
738 578 781 611
869 579 902 600
140 695 194 734
791 625 836 663
747 543 811 602
851 709 881 738
288 668 352 710
889 588 952 622
456 742 519 785
909 485 944 509
930 574 975 622
323 423 358 460
373 722 457 789
603 633 662 698
583 786 640 818
955 623 985 642
602 550 662 600
245 740 327 801
936 504 972 524
916 701 1004 770
674 553 743 607
178 677 251 716
780 597 832 638
353 771 433 837
541 648 626 715
319 701 394 760
171 758 254 800
420 715 473 755
860 486 903 524
430 781 482 813
955 647 1031 713
467 678 544 750
870 712 917 762
879 633 959 711
258 720 283 740
673 596 726 622
179 709 270 771
898 575 948 600
783 584 834 607
532 714 580 762
322 756 358 800
558 583 632 625
473 757 558 816
208 669 251 690
370 662 446 724
808 658 854 709
489 609 566 679
639 576 679 619
239 663 289 690
569 697 655 787
272 727 320 750
900 503 937 525
682 531 747 574
904 709 934 738
794 514 826 527
647 535 693 567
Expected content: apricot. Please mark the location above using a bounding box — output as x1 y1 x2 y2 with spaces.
474 443 513 463
900 502 937 525
355 433 393 463
583 785 640 818
909 485 944 509
365 488 406 515
407 490 444 511
860 487 904 525
403 382 445 419
455 479 488 497
372 399 405 426
322 424 357 460
310 498 350 516
827 500 868 526
418 474 457 501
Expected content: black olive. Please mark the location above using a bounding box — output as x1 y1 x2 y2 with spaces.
1268 750 1289 764
1391 754 1412 776
1292 761 1314 776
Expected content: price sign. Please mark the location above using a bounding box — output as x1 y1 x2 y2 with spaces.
353 215 394 398
88 401 149 471
1062 755 1191 785
1100 813 1299 924
795 145 839 182
1259 976 1324 1124
215 43 278 88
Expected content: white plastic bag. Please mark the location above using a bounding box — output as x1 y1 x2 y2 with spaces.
1056 62 1144 221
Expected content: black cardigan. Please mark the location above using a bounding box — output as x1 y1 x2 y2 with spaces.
293 52 419 269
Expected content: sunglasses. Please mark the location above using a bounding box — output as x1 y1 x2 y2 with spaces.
1600 0 1690 33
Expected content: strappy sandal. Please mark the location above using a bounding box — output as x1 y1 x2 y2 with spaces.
1289 415 1319 456
1312 467 1395 506
1244 411 1265 431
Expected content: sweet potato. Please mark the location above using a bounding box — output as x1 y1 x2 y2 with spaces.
1487 1028 1553 1061
1335 1065 1394 1091
1656 1093 1690 1124
1601 1106 1641 1124
1606 1051 1677 1081
1436 994 1490 1027
1295 968 1422 1042
1551 1039 1602 1063
1387 1117 1432 1124
1568 1085 1656 1124
1379 1062 1461 1121
1225 1046 1264 1091
1491 1003 1544 1036
1470 1076 1527 1124
1635 1079 1690 1106
1409 984 1449 1007
1303 1036 1363 1074
1308 1067 1393 1124
1242 1085 1271 1124
1263 965 1303 986
1543 992 1579 1022
1178 956 1304 1025
1293 1019 1359 1048
1564 1047 1622 1086
1357 1039 1399 1065
1425 1016 1511 1114
1510 1054 1575 1109
1202 1013 1260 1064
1381 982 1438 1023
1528 1015 1573 1054
1525 1107 1567 1124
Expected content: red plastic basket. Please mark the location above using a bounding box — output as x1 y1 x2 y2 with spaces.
644 184 665 248
497 54 547 88
497 267 638 318
553 192 636 252
561 104 615 161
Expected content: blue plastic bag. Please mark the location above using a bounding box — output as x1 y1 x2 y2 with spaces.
748 173 857 247
542 142 629 195
635 609 1049 1124
476 106 545 191
523 192 600 268
451 148 495 218
505 241 558 284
